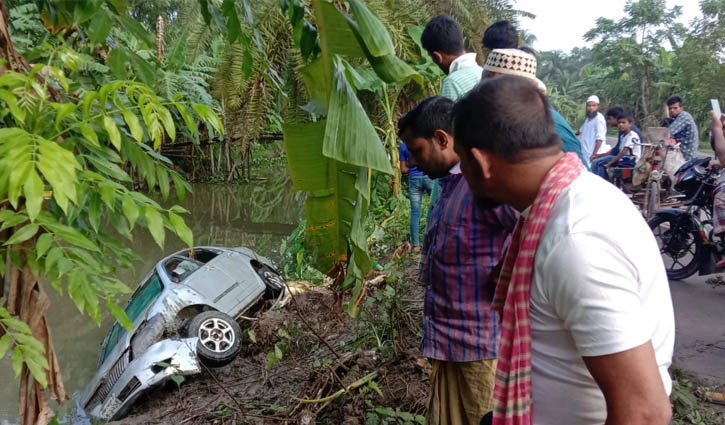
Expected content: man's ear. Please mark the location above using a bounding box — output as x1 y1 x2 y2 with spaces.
470 147 493 180
430 51 443 65
432 129 453 149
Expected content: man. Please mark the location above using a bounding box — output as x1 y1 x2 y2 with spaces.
576 95 607 165
421 15 482 102
707 111 725 268
399 142 434 251
421 15 484 219
453 75 674 425
667 96 699 160
398 96 518 425
603 106 644 142
481 48 588 169
592 107 644 179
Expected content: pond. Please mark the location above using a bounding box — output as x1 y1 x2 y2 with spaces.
0 166 304 424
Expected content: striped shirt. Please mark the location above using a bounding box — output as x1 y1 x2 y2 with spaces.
420 166 519 361
441 53 482 101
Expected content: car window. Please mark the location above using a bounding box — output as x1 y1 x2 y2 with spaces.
99 273 163 363
164 256 203 283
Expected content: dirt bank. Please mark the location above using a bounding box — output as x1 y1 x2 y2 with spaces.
109 257 427 425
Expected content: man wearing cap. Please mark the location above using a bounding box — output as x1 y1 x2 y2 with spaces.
482 48 588 169
577 95 607 166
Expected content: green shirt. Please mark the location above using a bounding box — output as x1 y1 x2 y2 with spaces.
551 108 589 170
441 53 482 101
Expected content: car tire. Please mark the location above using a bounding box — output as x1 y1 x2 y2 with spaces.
259 265 285 299
185 311 242 367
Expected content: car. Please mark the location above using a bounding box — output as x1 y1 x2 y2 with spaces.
79 246 286 421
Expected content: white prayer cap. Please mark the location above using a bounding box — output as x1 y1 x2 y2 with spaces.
587 95 600 104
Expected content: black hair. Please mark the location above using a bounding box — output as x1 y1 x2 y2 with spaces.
453 75 561 162
518 46 537 60
421 15 465 55
667 96 683 106
606 106 624 119
398 96 454 139
482 20 518 49
618 113 633 123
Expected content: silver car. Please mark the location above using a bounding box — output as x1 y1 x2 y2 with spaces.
80 246 285 421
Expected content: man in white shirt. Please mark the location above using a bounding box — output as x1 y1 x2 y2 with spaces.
576 95 607 166
452 75 674 425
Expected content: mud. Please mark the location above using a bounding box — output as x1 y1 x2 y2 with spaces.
108 264 428 425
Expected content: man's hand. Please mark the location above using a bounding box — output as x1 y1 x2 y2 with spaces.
604 162 614 168
710 111 725 165
590 153 601 161
583 341 672 425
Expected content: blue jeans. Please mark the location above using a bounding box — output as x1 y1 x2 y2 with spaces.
409 175 434 246
591 155 636 180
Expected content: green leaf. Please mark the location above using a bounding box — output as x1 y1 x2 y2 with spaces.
0 211 27 232
247 329 256 343
129 51 156 86
222 0 242 43
88 9 113 44
3 317 31 334
0 334 11 359
299 58 327 115
171 172 188 202
323 57 393 174
173 102 196 136
11 346 22 377
74 1 98 24
170 374 185 387
108 48 128 79
85 155 132 182
104 116 122 151
35 233 52 259
4 224 38 246
156 166 170 200
87 192 102 232
169 212 193 248
79 123 99 146
24 354 48 388
122 196 140 229
0 89 26 123
197 0 212 25
117 14 155 47
274 344 283 359
23 170 44 222
348 0 394 57
314 1 364 58
55 103 76 129
45 223 100 252
123 110 143 142
144 206 165 248
44 247 63 274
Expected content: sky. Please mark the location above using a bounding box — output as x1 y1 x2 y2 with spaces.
514 0 702 53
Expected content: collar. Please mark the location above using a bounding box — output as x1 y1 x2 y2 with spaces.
449 162 461 175
449 53 479 74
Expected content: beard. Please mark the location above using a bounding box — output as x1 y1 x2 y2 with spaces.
586 110 597 119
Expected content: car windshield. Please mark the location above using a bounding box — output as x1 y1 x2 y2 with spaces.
99 273 163 364
164 256 203 283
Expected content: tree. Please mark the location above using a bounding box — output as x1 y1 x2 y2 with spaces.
0 2 221 423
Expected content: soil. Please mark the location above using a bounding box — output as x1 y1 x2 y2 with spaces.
108 256 428 425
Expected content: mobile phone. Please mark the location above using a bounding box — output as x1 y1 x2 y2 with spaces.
712 99 722 118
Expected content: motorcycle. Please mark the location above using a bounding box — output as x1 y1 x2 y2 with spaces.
648 157 724 280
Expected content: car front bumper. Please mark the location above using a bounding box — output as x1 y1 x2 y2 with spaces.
85 337 201 421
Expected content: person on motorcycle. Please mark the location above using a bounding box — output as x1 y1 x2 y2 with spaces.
666 96 699 160
708 111 725 267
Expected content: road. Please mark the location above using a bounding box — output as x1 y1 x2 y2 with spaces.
671 274 725 383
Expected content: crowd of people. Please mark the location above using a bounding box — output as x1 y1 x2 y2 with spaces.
394 16 697 425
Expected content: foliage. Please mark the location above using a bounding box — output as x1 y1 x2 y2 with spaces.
670 369 725 425
279 221 328 284
365 402 426 425
281 0 423 316
0 0 222 393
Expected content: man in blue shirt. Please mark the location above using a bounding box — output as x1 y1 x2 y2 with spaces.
400 142 434 250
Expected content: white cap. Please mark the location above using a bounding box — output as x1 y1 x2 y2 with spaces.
587 95 600 104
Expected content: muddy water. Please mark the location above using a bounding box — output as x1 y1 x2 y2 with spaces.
0 166 304 424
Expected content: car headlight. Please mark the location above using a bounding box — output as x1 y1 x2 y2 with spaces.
130 314 165 359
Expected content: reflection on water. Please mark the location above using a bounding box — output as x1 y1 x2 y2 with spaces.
0 166 303 424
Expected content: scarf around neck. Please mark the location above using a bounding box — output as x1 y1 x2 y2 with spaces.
491 152 584 425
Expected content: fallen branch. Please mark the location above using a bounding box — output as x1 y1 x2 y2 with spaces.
292 371 379 404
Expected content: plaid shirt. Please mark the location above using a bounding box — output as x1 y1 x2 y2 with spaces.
420 168 518 361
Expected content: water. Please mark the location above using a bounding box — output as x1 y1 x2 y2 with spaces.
0 167 304 424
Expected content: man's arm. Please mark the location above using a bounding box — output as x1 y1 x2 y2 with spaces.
583 342 672 425
400 160 409 174
604 146 629 168
710 112 725 165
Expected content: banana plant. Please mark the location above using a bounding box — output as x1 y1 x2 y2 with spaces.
281 0 421 315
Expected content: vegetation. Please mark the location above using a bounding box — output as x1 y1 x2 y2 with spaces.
540 0 725 138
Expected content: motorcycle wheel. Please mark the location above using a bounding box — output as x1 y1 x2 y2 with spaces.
649 214 699 280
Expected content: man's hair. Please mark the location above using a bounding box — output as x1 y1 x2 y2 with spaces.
606 106 625 119
518 46 537 60
618 113 633 123
482 20 518 49
398 96 454 140
421 15 464 55
453 75 561 162
667 96 683 106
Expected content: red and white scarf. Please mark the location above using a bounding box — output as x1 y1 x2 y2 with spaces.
492 152 583 425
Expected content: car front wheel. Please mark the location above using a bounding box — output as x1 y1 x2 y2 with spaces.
185 311 242 367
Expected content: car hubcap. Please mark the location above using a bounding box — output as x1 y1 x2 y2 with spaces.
198 318 234 353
